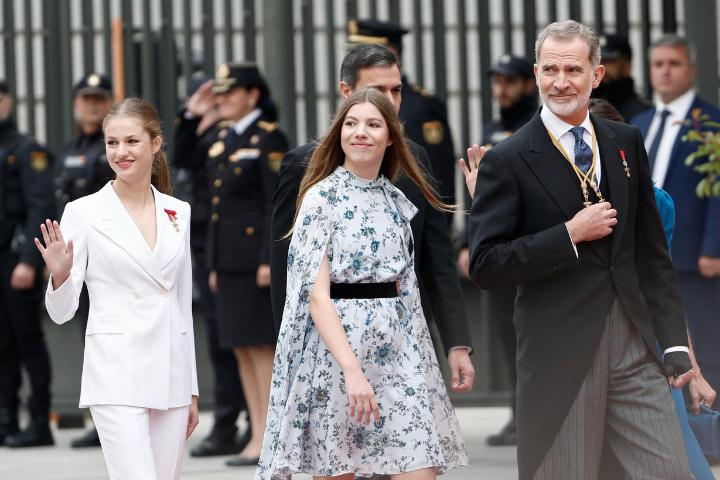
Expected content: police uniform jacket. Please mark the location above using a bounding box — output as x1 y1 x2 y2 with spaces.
398 76 456 204
202 110 288 273
45 183 198 409
56 130 113 213
173 110 218 253
269 140 471 354
0 120 55 268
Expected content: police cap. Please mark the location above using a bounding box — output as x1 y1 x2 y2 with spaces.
489 54 534 79
347 19 408 51
600 34 632 61
211 63 268 95
74 73 112 98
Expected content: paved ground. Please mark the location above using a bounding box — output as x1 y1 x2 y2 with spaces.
0 407 518 479
2 406 718 479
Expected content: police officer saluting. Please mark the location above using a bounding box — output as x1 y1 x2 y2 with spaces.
0 80 56 447
177 63 288 466
55 73 114 449
347 19 457 208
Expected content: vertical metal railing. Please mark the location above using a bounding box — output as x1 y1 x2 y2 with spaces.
1 0 715 179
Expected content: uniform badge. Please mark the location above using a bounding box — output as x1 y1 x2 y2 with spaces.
267 151 284 173
217 64 229 79
229 148 261 162
64 155 87 167
208 141 225 158
422 121 444 145
218 129 228 140
87 73 100 86
250 134 260 145
30 151 48 172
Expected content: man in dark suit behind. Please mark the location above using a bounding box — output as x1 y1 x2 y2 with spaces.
631 34 720 393
270 44 475 396
469 20 693 479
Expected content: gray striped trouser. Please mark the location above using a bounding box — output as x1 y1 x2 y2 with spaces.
533 299 692 480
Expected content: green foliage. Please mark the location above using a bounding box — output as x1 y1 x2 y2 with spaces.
684 108 720 197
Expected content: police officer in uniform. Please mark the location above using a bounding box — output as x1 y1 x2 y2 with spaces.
0 80 56 447
347 19 457 208
177 64 288 466
459 55 537 447
55 73 114 448
173 71 250 457
591 34 650 123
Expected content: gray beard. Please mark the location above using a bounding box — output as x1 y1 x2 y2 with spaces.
540 90 591 118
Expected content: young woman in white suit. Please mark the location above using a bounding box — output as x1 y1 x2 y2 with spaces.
34 98 199 480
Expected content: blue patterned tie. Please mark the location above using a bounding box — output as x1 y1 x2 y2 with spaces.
570 126 592 175
647 109 670 173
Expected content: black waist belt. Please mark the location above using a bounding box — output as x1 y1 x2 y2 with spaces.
330 282 398 299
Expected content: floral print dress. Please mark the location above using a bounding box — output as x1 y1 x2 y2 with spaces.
257 166 467 479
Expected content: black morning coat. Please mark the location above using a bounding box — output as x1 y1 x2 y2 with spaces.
269 140 472 356
468 111 689 479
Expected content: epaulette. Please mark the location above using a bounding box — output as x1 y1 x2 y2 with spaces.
257 120 279 133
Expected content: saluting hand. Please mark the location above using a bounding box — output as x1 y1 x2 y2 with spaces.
34 219 73 290
458 144 487 200
186 80 215 117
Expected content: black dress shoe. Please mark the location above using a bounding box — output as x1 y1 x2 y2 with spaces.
225 455 260 467
71 428 101 448
486 417 517 446
5 422 54 448
190 428 251 457
0 408 19 445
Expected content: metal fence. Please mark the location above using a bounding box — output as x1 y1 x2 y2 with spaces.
3 0 718 156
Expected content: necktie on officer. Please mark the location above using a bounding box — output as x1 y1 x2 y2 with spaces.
570 126 592 175
647 109 671 173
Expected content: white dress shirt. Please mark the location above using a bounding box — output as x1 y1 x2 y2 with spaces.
540 106 603 185
233 108 262 136
541 107 603 256
644 89 696 187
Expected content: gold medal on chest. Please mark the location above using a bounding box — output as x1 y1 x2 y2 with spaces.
209 141 225 158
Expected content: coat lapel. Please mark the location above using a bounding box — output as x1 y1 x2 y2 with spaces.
522 114 585 221
90 183 170 289
154 190 187 271
591 116 629 259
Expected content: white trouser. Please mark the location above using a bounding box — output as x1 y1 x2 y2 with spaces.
90 404 189 480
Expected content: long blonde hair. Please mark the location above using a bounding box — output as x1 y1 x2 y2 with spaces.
102 97 172 195
296 88 451 215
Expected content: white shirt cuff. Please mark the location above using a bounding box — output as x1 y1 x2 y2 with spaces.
565 224 578 257
449 345 473 355
663 346 690 356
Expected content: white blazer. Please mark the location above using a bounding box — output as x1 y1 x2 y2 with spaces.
45 182 199 410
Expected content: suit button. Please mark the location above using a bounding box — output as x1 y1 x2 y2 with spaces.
213 179 222 188
610 265 616 272
212 196 220 205
211 213 220 222
245 226 255 236
233 167 242 175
